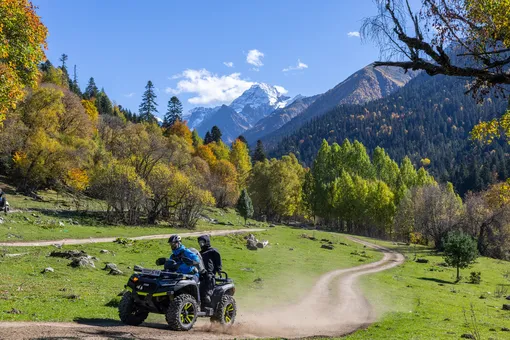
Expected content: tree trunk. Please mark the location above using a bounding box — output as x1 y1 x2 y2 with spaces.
456 266 460 282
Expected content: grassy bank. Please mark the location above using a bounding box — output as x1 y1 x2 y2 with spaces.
0 188 264 242
0 227 381 322
343 238 510 340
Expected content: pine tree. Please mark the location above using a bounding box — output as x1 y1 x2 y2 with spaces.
70 65 81 96
163 96 183 128
96 89 113 115
59 53 70 87
253 140 267 163
139 80 158 123
237 135 248 146
236 189 254 225
443 231 478 281
211 126 222 143
204 131 213 144
84 77 98 99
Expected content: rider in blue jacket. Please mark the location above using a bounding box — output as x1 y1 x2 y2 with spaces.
168 235 200 279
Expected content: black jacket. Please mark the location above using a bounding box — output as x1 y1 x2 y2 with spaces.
198 235 222 274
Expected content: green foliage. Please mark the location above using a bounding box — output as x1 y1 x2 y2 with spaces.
235 189 253 224
469 271 481 284
84 77 98 99
271 74 510 196
306 139 432 237
253 140 267 163
211 125 222 143
443 231 478 281
163 96 183 129
139 80 158 123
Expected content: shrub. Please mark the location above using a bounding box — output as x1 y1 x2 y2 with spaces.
469 271 481 284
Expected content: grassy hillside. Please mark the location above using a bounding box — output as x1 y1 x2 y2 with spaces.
0 227 381 322
343 238 510 340
0 186 264 242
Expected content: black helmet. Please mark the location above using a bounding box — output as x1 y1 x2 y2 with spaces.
168 235 181 244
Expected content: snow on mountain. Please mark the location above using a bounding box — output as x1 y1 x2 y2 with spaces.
185 106 220 130
230 83 289 113
185 83 292 142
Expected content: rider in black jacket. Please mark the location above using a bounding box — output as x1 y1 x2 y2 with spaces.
197 235 222 305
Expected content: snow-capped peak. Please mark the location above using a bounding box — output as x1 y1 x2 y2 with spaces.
230 83 289 113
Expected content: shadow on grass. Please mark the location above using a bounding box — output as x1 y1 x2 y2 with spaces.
73 317 168 330
418 277 453 285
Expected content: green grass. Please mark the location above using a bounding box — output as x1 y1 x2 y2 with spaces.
0 227 382 322
0 187 265 242
342 238 510 340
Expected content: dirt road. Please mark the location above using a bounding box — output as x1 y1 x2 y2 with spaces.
0 228 264 247
0 236 404 339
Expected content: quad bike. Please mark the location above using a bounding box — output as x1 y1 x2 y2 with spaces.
119 258 237 331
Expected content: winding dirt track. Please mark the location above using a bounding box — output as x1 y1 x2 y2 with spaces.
0 236 404 340
0 228 264 247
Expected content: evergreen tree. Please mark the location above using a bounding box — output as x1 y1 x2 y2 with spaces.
59 53 70 86
204 131 213 144
236 189 254 225
40 60 52 72
191 130 203 148
163 96 183 128
84 77 98 99
237 135 248 145
96 89 113 115
139 80 158 123
70 65 81 96
443 231 478 281
253 140 267 163
211 126 222 143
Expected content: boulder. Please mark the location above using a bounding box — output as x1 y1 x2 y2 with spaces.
6 308 22 314
69 256 96 268
100 249 109 254
502 327 510 332
321 244 334 250
50 250 87 259
109 268 123 275
58 221 65 227
502 304 510 311
506 296 510 300
461 334 475 339
269 224 276 228
103 263 118 271
416 258 429 264
253 278 263 283
41 267 54 273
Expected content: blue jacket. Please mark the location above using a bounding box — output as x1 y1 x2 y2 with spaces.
170 245 200 275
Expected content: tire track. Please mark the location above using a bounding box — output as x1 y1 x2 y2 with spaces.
0 236 403 339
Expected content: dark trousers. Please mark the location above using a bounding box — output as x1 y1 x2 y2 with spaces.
200 272 215 302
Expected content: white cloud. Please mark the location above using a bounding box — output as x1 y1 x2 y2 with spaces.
347 31 360 38
274 85 288 95
246 49 264 67
124 92 135 98
166 69 254 105
282 59 308 72
223 61 234 68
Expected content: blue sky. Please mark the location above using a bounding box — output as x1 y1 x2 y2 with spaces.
33 0 383 118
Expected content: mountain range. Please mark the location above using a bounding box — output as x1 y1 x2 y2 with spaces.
184 64 418 143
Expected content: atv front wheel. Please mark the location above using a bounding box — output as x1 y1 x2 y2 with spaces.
118 291 148 326
211 295 236 326
166 294 198 331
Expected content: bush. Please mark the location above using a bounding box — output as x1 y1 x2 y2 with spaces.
469 271 481 284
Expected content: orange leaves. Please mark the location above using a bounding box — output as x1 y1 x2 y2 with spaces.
0 0 48 120
66 168 89 192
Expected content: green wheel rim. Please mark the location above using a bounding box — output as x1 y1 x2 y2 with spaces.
180 302 195 324
224 303 235 323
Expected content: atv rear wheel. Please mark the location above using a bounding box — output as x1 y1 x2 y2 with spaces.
166 294 198 331
211 295 236 326
118 291 148 326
